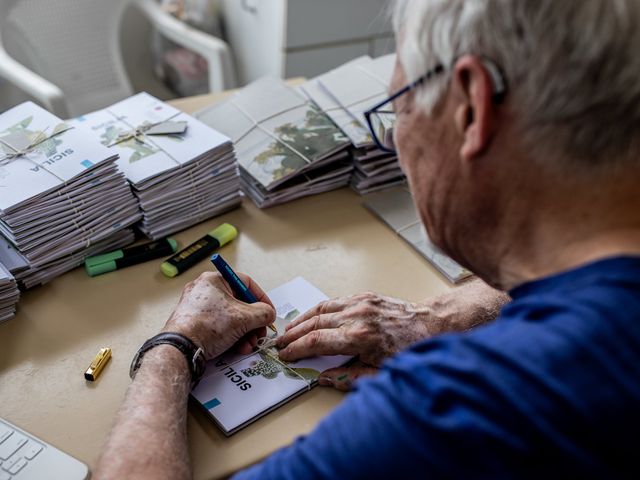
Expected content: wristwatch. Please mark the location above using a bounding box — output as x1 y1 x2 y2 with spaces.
129 332 207 387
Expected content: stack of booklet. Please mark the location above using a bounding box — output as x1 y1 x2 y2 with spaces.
70 92 241 239
364 187 472 283
0 102 142 288
0 230 136 290
0 232 29 276
301 54 405 194
0 262 19 323
196 77 352 208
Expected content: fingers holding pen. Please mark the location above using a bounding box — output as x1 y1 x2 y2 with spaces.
236 272 275 309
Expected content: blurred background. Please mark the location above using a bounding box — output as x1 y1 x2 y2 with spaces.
0 0 395 116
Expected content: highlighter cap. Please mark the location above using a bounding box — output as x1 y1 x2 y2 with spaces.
161 261 179 278
85 260 117 277
167 238 178 252
85 250 124 277
209 223 237 247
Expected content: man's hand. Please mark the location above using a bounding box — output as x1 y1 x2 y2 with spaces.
277 279 510 390
277 292 433 366
94 272 275 480
162 271 276 359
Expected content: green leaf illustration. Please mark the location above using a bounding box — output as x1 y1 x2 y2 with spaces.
284 309 300 323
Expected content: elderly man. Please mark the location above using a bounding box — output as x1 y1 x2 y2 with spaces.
95 0 640 478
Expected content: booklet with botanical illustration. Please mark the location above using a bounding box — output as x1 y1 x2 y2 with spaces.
364 187 472 283
299 69 373 148
300 54 405 194
316 54 393 135
191 277 351 435
0 101 140 287
70 92 241 239
196 77 352 208
0 102 117 213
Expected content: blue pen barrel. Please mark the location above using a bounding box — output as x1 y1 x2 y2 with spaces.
211 254 258 303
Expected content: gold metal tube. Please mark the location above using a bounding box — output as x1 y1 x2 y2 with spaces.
84 347 112 381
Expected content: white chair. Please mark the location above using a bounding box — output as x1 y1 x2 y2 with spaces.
0 0 236 118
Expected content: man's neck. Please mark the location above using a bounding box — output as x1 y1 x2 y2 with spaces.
497 228 640 290
488 172 640 290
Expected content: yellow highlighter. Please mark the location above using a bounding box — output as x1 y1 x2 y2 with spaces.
161 223 237 277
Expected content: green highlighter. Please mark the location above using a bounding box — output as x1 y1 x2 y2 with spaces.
85 238 178 277
160 223 237 278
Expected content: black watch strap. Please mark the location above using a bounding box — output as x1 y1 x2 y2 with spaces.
130 332 206 387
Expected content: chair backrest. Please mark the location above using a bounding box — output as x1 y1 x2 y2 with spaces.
0 0 133 117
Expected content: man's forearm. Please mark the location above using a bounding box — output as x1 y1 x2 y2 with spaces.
423 279 511 335
94 345 191 480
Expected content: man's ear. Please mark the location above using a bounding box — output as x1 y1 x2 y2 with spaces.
452 55 498 162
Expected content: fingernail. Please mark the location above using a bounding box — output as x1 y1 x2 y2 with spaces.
318 376 333 386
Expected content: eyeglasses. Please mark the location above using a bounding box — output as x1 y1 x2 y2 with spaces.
364 64 444 154
364 59 507 155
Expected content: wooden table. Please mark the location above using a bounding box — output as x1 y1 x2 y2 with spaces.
0 86 452 479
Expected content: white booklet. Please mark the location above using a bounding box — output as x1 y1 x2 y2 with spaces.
70 92 232 186
0 102 117 214
191 277 351 435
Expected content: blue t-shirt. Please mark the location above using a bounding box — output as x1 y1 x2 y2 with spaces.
234 256 640 479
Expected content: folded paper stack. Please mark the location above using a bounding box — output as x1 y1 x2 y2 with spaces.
71 93 241 239
196 77 352 208
0 262 19 323
0 102 141 288
301 54 405 194
0 229 136 290
0 232 28 277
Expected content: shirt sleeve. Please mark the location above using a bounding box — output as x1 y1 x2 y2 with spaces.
235 274 640 479
230 334 546 480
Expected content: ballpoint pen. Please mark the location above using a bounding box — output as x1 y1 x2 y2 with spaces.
211 254 278 334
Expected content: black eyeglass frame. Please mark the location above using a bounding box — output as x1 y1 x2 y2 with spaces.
363 59 507 154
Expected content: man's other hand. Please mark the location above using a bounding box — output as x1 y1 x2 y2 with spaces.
276 292 433 366
276 280 510 390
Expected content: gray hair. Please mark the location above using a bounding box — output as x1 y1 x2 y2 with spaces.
393 0 640 168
